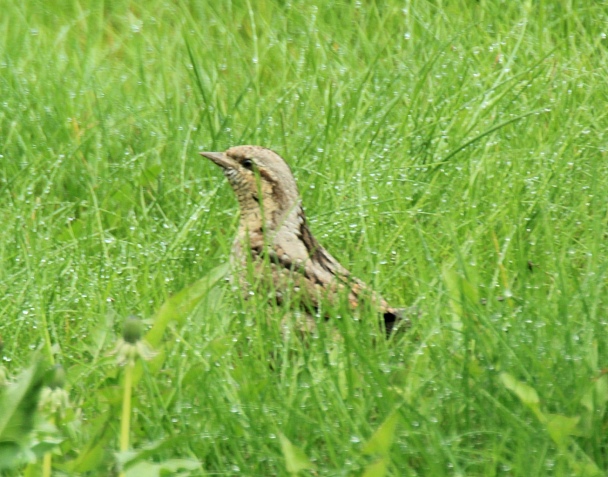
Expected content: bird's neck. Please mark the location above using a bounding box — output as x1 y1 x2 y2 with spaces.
237 195 302 248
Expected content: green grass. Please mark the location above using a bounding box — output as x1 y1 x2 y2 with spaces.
1 0 608 475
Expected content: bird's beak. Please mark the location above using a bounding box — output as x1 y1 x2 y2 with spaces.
199 151 235 169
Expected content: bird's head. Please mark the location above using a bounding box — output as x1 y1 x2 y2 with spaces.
201 145 301 231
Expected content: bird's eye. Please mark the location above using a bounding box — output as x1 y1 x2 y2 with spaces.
241 159 254 170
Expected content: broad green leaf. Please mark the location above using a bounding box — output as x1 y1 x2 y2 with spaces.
500 373 544 421
138 164 162 187
131 264 228 385
279 432 314 475
158 459 201 472
66 415 114 473
500 373 539 406
115 435 203 476
23 460 42 477
117 438 201 471
125 458 201 477
362 409 399 457
0 361 45 443
146 262 229 347
126 461 160 477
545 414 580 448
56 219 85 242
362 457 387 477
0 442 24 471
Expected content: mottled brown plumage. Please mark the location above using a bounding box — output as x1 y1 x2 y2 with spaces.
201 145 409 333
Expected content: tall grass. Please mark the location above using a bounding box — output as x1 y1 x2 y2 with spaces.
1 0 607 475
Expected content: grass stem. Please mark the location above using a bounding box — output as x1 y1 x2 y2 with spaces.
119 361 134 477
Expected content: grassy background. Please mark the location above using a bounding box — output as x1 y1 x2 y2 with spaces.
1 0 608 475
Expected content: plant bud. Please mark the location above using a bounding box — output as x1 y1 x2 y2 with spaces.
123 316 143 344
48 364 66 390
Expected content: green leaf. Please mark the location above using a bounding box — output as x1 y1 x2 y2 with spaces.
279 433 314 475
581 375 608 417
500 373 539 406
118 440 202 476
137 165 162 187
125 458 201 477
65 414 114 473
586 340 599 370
126 461 160 477
442 260 482 325
570 460 604 477
0 359 51 471
56 218 85 242
442 267 464 320
362 457 387 477
545 414 580 448
595 375 608 415
0 442 25 471
146 262 229 347
157 459 201 472
500 373 544 422
362 409 399 457
0 360 45 443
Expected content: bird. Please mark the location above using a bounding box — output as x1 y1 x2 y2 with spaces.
201 145 410 334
